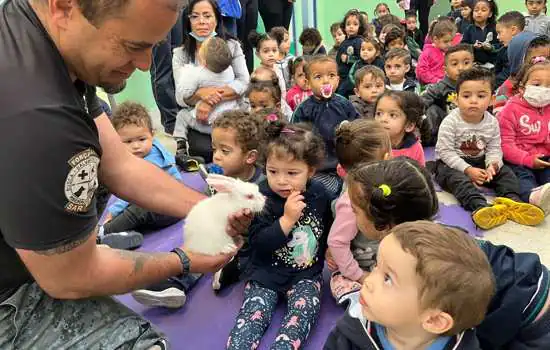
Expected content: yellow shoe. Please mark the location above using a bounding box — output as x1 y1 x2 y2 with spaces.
494 197 545 226
472 204 509 230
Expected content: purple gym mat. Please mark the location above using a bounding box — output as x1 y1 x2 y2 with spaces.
115 148 483 348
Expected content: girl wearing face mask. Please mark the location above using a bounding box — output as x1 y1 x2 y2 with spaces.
173 0 250 164
498 57 550 215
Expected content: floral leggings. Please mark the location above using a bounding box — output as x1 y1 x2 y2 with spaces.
227 279 322 350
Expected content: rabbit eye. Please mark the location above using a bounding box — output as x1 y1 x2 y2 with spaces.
246 194 254 200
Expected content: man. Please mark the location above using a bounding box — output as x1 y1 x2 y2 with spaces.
0 0 251 348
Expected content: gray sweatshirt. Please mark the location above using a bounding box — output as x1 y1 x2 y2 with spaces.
525 13 550 36
435 108 503 172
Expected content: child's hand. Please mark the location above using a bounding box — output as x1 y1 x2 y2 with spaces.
358 271 369 284
474 41 483 49
326 249 338 271
341 54 348 63
533 155 550 169
485 163 499 182
280 191 305 234
196 101 213 124
465 167 487 186
482 42 492 50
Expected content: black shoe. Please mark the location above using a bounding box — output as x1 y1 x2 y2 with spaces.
132 279 186 309
175 152 204 172
212 257 240 293
99 231 143 250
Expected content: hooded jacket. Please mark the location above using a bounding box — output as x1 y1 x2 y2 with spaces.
350 95 376 119
525 13 550 37
416 43 445 84
508 31 538 77
421 76 458 145
498 95 550 168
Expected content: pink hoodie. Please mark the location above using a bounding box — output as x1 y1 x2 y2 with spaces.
416 43 445 84
327 191 364 282
498 95 550 168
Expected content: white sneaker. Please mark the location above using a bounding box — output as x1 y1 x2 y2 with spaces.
530 183 550 215
131 287 186 309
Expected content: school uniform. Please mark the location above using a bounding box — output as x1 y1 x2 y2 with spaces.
461 22 501 65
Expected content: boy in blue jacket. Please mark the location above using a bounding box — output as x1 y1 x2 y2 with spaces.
98 102 182 250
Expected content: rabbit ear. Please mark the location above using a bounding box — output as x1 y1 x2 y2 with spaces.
206 174 237 193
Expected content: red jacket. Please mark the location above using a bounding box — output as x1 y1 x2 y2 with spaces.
498 95 550 168
416 43 445 84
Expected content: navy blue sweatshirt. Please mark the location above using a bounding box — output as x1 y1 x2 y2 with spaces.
243 179 333 292
336 36 364 82
476 239 549 349
292 94 359 173
461 22 501 64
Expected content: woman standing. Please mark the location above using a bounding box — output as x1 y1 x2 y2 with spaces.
259 0 295 32
173 0 250 163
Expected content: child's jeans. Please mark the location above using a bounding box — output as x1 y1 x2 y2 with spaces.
507 164 550 203
435 157 521 212
227 278 322 350
103 204 180 234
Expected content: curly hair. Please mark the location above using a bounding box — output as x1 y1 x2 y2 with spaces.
269 26 289 47
111 101 152 132
347 158 438 231
212 110 263 152
299 28 322 46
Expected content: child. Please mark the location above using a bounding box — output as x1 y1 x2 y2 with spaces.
384 48 416 92
292 56 359 198
328 22 346 59
131 110 266 307
98 102 182 250
350 66 386 119
325 221 494 350
405 10 425 49
372 3 391 35
286 56 313 111
299 27 327 55
498 58 550 215
378 17 405 45
324 158 550 350
249 31 287 102
422 43 474 145
227 122 333 350
270 26 294 90
461 0 501 66
249 67 293 120
449 0 464 20
457 0 474 34
375 91 427 166
417 18 457 85
525 0 550 36
328 119 393 304
336 9 366 97
495 11 526 88
173 37 238 153
435 67 545 230
494 33 550 113
383 25 407 52
348 38 385 88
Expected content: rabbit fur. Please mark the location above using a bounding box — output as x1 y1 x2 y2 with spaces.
183 174 266 255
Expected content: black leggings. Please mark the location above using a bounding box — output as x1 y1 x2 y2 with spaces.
187 128 213 164
258 0 293 32
238 0 259 73
103 204 180 234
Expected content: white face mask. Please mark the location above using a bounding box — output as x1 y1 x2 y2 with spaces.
524 85 550 108
190 31 217 42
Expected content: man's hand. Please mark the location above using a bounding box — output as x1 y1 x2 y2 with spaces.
226 209 253 237
182 248 237 273
196 101 213 124
326 249 338 271
465 167 487 186
534 156 550 169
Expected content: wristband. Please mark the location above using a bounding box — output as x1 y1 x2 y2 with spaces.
171 248 191 275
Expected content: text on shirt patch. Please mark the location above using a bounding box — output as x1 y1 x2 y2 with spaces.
64 148 100 213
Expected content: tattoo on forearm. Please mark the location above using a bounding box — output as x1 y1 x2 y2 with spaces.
116 250 170 275
35 235 90 256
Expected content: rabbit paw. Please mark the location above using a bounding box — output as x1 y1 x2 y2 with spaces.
222 243 238 254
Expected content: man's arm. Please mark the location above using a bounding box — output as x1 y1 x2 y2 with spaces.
95 114 205 218
17 229 233 299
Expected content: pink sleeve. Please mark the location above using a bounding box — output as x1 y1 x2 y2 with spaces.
327 192 364 282
499 107 536 168
286 88 297 111
416 51 443 84
414 141 426 166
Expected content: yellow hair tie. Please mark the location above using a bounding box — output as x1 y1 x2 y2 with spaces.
378 184 392 197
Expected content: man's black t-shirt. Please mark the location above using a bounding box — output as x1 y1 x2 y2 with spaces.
0 0 104 302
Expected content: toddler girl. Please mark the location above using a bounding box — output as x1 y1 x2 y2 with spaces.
457 0 474 34
499 57 550 215
249 67 293 120
372 3 391 35
461 0 501 66
374 91 429 165
286 57 313 111
328 119 392 304
348 38 385 88
249 31 287 101
270 26 294 90
329 22 346 58
336 9 366 97
227 122 333 350
417 18 457 84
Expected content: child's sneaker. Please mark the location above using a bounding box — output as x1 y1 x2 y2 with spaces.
330 272 362 305
212 257 240 293
494 197 544 226
472 204 508 230
132 280 186 309
98 230 143 250
529 183 550 215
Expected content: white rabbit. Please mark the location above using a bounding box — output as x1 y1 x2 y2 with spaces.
183 174 266 255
